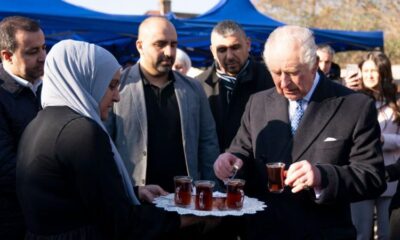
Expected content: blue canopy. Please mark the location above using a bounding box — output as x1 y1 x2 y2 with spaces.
179 0 383 66
0 0 384 67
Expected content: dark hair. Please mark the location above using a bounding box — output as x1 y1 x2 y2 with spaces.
212 20 246 37
359 51 400 125
0 16 41 53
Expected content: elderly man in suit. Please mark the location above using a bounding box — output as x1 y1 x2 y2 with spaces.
108 16 219 199
213 25 386 239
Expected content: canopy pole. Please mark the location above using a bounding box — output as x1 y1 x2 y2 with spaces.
159 0 171 15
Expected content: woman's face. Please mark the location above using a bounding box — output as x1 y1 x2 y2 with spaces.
99 70 120 120
361 59 380 90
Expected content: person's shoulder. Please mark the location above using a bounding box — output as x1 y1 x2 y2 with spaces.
249 87 276 102
323 79 372 103
194 65 215 82
119 63 140 89
66 114 102 132
59 112 108 144
253 87 276 97
175 71 201 87
0 71 23 96
44 107 101 135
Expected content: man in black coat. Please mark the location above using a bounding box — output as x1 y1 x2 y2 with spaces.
195 20 274 153
214 25 386 239
0 16 46 239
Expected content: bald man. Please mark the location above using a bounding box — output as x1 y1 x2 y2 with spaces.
108 16 219 199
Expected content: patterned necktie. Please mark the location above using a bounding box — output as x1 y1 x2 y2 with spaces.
291 99 304 135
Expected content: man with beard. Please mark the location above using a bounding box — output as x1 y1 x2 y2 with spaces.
108 16 219 216
196 20 274 153
0 16 46 239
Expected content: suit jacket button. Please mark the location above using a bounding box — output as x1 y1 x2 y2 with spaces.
143 151 147 156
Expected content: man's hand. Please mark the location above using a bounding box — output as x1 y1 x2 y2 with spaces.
138 185 168 203
213 152 243 181
284 160 321 193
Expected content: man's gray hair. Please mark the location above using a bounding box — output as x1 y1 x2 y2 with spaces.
212 20 246 37
263 25 317 70
175 48 192 69
317 44 335 56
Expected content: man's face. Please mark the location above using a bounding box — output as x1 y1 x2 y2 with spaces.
137 22 177 77
210 31 250 76
268 44 318 101
316 50 333 75
3 29 46 82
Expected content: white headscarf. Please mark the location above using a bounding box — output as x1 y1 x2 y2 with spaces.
42 39 139 205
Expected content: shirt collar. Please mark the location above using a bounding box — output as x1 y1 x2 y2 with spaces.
288 73 320 120
139 65 174 88
3 66 42 95
303 72 320 102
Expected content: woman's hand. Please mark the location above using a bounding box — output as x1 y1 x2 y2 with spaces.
138 185 168 203
343 72 363 91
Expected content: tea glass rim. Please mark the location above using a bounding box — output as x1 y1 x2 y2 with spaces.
266 162 285 167
174 175 193 181
194 180 215 187
226 178 246 186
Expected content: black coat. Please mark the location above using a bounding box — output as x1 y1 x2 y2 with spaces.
17 106 179 239
196 59 274 152
386 159 400 239
229 75 386 239
0 63 41 238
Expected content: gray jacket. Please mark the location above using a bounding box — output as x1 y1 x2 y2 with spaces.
107 63 219 186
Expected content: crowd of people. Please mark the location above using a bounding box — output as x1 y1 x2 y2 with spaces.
0 15 399 240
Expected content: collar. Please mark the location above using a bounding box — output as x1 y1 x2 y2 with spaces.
303 72 320 102
289 72 320 104
288 72 320 117
3 65 42 95
139 65 175 88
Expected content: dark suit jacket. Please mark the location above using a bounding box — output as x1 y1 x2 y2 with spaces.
0 64 40 238
229 75 386 239
196 59 274 152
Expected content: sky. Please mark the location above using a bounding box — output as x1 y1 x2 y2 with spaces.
65 0 220 15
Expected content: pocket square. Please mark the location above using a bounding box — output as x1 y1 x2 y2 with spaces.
324 137 337 142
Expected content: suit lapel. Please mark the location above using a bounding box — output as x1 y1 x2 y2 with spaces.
265 91 293 164
173 72 189 144
128 64 147 142
292 77 343 162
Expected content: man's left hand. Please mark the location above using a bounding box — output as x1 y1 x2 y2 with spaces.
284 160 321 193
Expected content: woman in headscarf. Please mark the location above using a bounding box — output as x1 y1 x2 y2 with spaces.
16 40 188 239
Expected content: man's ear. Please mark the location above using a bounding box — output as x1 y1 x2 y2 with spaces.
210 44 216 56
136 40 143 54
246 37 251 52
0 50 13 63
